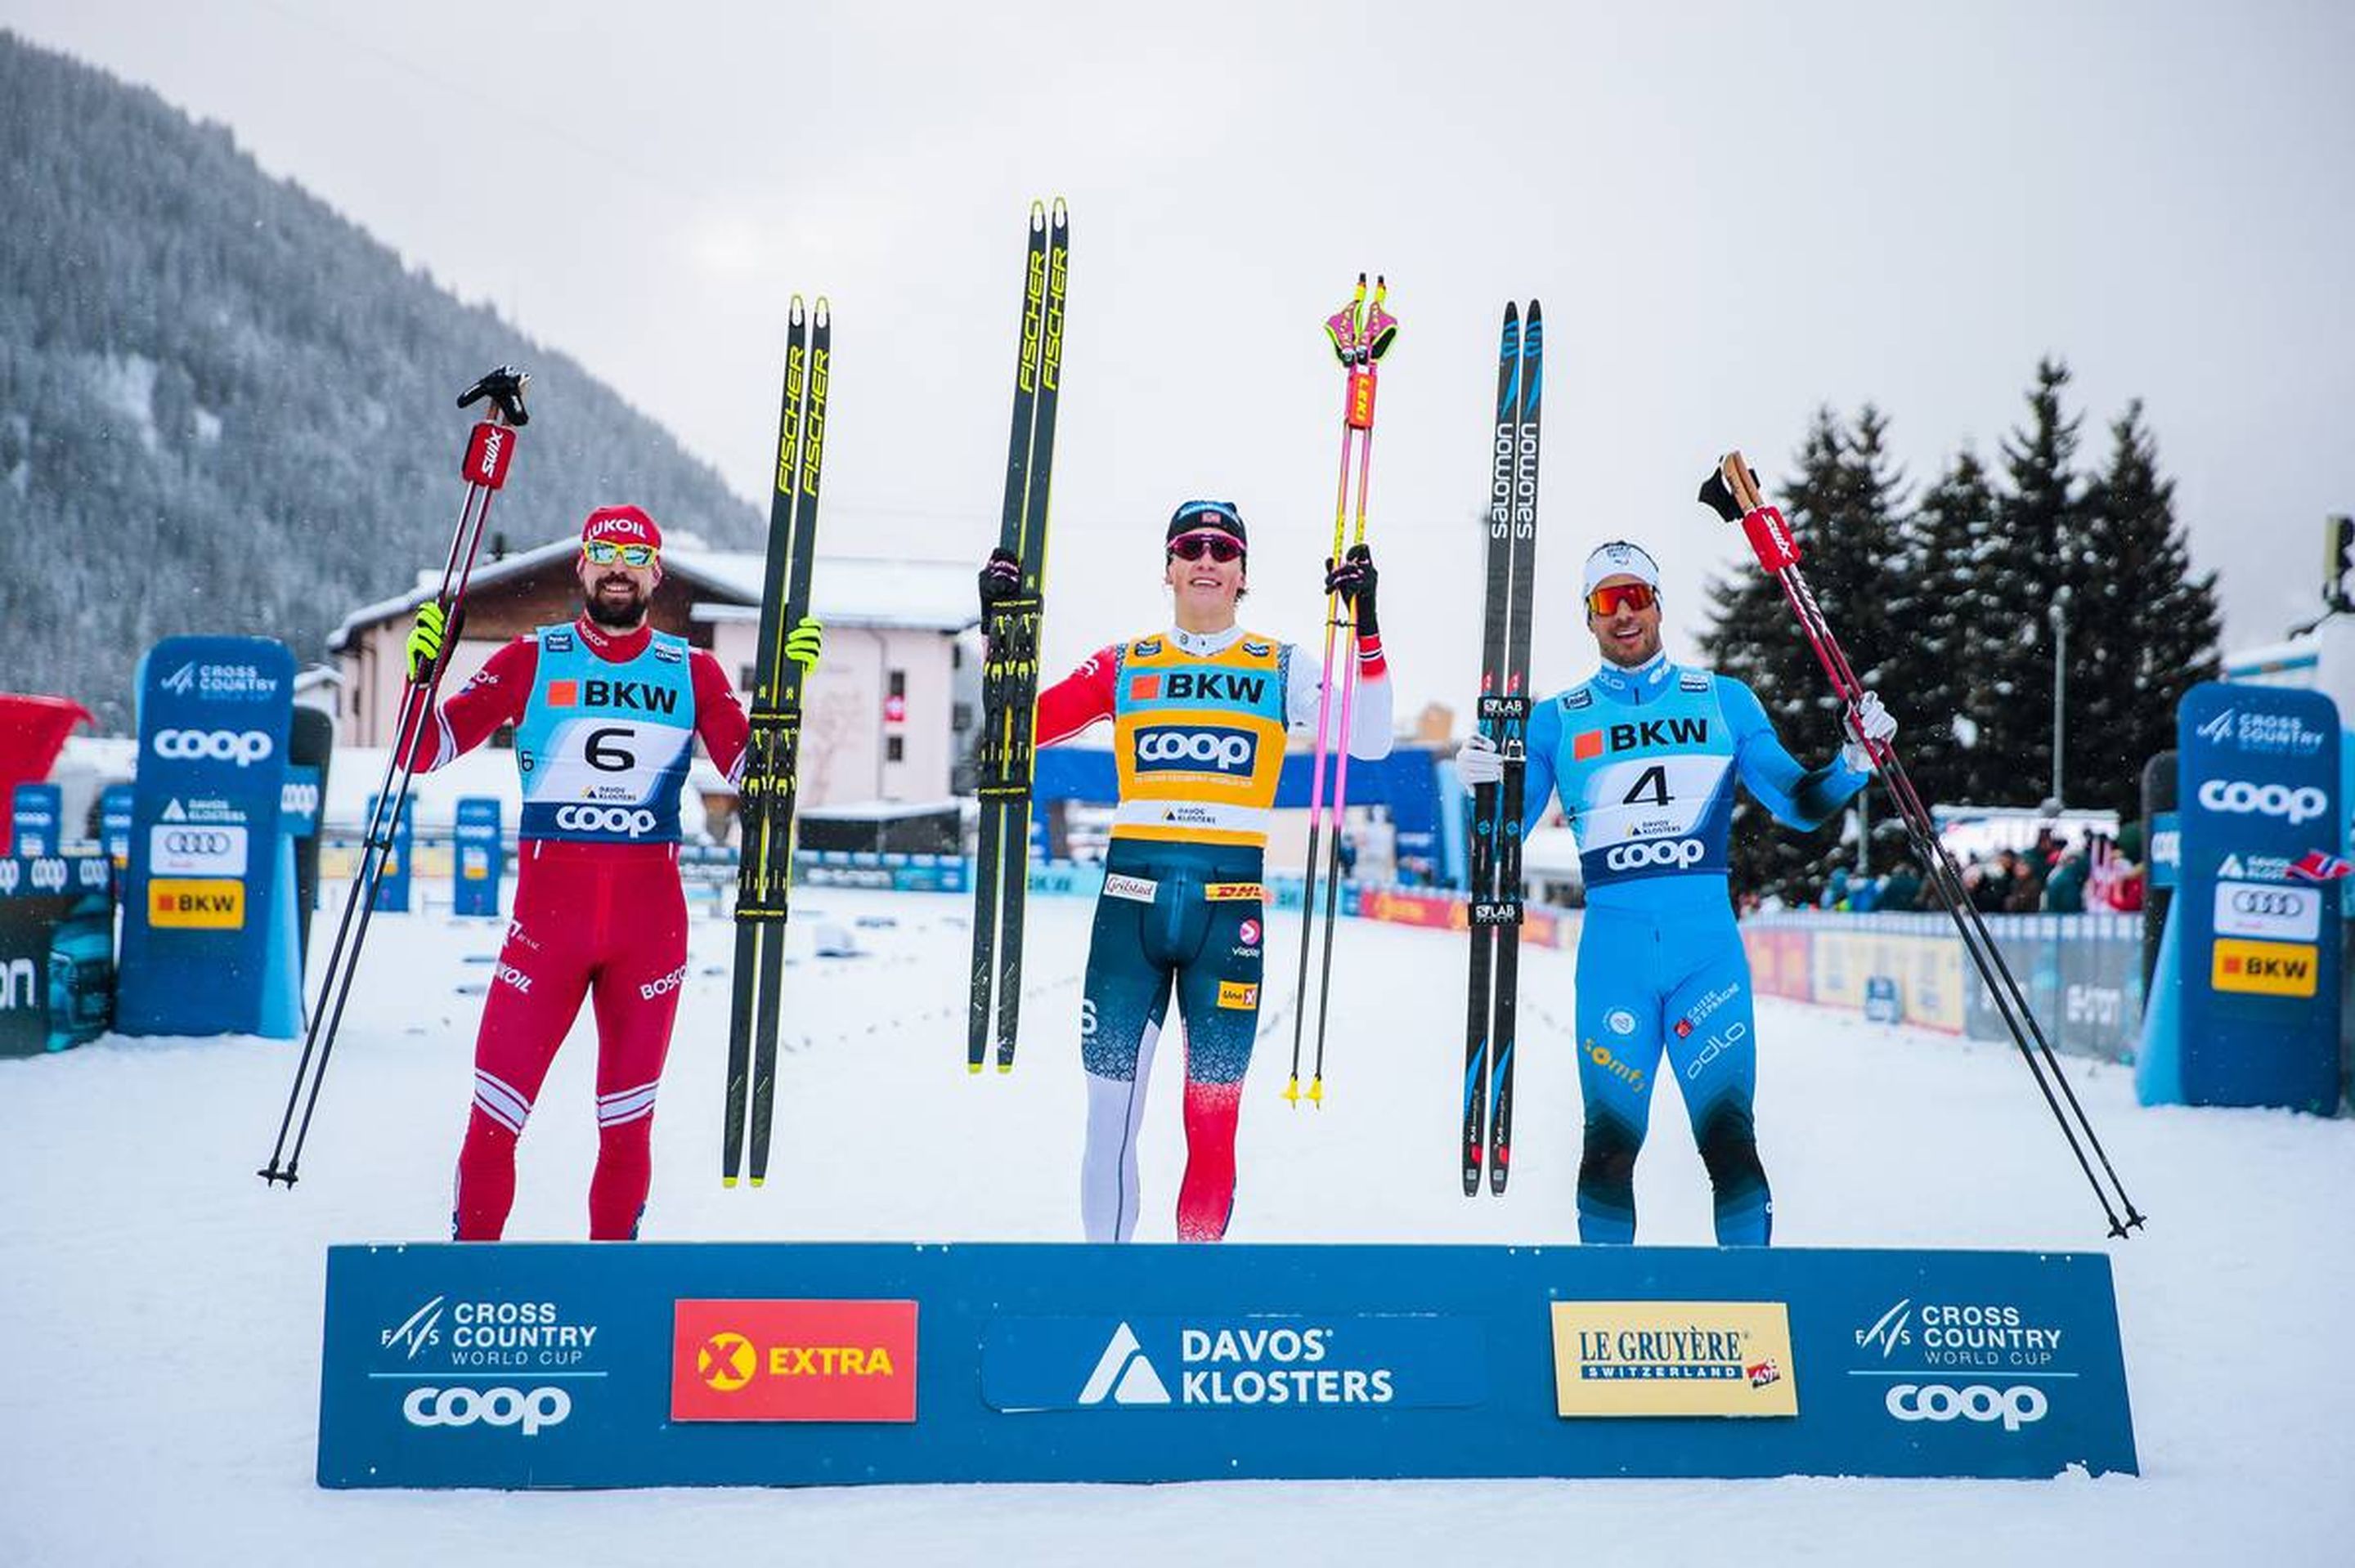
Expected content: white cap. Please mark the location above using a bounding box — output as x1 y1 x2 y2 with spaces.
1582 540 1661 595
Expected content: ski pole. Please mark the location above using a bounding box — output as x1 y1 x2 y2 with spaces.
1698 451 2144 1238
1285 274 1366 1106
259 367 529 1188
1303 279 1396 1104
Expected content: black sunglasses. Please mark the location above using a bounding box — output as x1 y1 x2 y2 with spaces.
1169 533 1245 564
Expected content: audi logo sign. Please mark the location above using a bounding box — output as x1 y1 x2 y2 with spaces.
151 728 274 767
2212 880 2321 943
401 1385 572 1436
149 823 249 877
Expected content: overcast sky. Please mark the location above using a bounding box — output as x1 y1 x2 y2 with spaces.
14 0 2353 721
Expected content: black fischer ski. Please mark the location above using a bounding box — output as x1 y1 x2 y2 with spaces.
1463 300 1541 1195
723 296 830 1187
968 199 1069 1074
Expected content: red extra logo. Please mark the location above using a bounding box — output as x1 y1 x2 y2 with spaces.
671 1299 918 1422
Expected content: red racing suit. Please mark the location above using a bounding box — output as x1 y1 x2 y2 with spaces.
404 616 747 1239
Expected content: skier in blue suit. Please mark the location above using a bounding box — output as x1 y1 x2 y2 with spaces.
1456 540 1895 1245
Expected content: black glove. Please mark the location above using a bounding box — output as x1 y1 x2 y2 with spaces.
978 549 1022 616
1324 544 1379 635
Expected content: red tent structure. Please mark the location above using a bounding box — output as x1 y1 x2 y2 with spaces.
0 694 94 853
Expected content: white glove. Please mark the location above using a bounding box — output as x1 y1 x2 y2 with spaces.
1455 730 1505 789
1841 691 1897 773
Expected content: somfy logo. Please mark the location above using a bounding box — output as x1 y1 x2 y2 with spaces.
1604 837 1704 871
401 1385 572 1436
554 804 658 836
153 728 273 767
1079 1322 1172 1406
2196 778 2328 825
1885 1382 2048 1432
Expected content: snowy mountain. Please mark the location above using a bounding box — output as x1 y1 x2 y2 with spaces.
0 29 763 728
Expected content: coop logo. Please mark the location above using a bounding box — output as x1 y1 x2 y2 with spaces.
554 805 658 837
27 859 67 893
1605 838 1704 872
152 728 273 767
1133 725 1259 776
2196 778 2329 826
401 1385 572 1437
639 964 688 1001
671 1299 918 1422
1886 1382 2048 1432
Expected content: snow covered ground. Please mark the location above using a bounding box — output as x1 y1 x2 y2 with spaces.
2 886 2352 1565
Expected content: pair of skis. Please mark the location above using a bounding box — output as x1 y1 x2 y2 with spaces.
1463 301 1542 1195
721 298 831 1186
968 199 1070 1074
260 368 532 1188
1284 275 1398 1109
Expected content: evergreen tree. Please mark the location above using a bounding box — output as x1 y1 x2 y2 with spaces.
1700 405 1909 903
1900 447 2005 809
1989 357 2085 806
2072 401 2221 816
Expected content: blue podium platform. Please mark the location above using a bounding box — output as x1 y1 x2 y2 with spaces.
319 1241 2134 1488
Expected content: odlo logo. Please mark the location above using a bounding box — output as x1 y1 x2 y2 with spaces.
1134 725 1258 774
402 1385 572 1436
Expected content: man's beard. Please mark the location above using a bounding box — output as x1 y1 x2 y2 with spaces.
584 579 647 628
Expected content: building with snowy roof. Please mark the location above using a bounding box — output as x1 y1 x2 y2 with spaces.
327 536 979 817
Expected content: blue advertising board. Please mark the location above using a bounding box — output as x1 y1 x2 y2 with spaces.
280 767 321 840
2141 683 2342 1111
117 637 300 1038
11 784 62 856
453 798 503 917
0 852 114 1055
367 794 417 914
100 783 134 869
317 1241 2135 1489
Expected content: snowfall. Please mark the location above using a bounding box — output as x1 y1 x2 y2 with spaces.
2 881 2351 1566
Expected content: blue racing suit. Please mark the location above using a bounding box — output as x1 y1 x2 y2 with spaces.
1523 652 1868 1245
